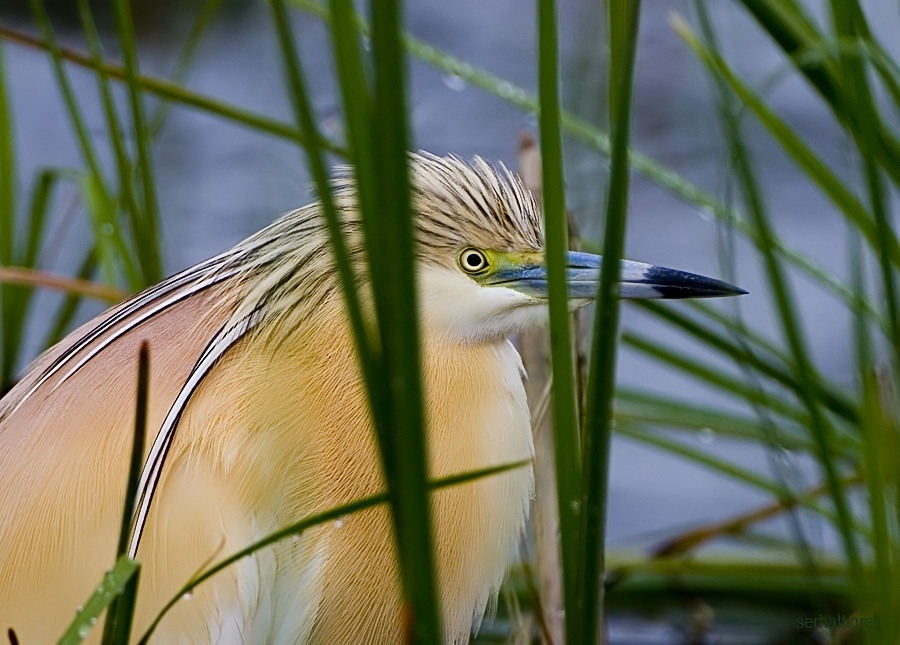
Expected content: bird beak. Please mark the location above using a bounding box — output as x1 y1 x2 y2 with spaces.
485 251 748 300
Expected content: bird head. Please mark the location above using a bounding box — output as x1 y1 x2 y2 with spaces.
231 153 744 345
407 153 746 344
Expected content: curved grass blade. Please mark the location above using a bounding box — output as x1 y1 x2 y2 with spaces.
672 15 900 270
738 0 900 188
136 460 530 645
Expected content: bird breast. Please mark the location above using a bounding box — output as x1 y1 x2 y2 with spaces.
168 304 535 643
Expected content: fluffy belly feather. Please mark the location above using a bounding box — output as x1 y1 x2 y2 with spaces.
232 325 534 644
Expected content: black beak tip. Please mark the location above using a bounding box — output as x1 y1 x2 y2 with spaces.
652 285 747 299
646 267 749 299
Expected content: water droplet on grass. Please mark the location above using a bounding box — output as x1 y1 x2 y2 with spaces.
441 73 467 91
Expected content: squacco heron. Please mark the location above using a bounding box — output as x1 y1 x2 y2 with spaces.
0 153 744 644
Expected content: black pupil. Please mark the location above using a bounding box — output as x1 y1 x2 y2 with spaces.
466 253 482 269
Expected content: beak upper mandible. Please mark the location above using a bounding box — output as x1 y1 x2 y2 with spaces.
563 251 748 299
486 251 748 300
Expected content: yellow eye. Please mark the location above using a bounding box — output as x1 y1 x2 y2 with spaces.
458 248 489 274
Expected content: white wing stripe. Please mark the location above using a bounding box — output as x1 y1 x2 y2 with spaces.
127 311 261 558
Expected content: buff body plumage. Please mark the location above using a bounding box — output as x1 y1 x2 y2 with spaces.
0 153 746 643
0 155 538 644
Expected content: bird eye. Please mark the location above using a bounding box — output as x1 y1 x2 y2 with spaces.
458 248 489 274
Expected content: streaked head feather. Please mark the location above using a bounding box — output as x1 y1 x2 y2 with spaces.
226 152 543 335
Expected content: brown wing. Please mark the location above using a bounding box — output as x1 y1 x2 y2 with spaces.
0 262 242 643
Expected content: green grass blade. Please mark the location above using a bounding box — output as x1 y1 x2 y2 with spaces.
577 2 641 642
0 24 346 156
688 10 864 590
738 0 900 188
631 302 859 423
291 0 441 638
0 169 59 392
40 248 96 348
148 0 226 137
26 0 133 291
827 2 900 378
850 230 895 627
0 35 15 393
536 0 580 639
321 4 411 593
325 4 448 638
328 0 374 166
57 556 141 645
26 0 110 196
77 0 142 291
266 15 399 583
112 0 162 285
320 2 404 609
264 15 444 634
673 17 900 270
100 343 148 645
366 0 441 639
116 344 149 558
268 0 372 384
264 7 443 632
